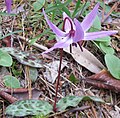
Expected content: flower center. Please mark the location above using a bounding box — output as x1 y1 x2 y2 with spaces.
69 30 75 37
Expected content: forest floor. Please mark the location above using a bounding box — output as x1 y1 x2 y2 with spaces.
0 0 120 118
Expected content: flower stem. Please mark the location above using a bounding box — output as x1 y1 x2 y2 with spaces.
53 48 63 112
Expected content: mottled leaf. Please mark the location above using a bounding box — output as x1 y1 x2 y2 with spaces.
5 99 53 117
0 47 44 68
57 95 104 111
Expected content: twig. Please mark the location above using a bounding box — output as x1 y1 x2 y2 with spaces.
0 88 32 93
39 76 63 98
0 91 17 103
67 106 90 113
102 1 119 23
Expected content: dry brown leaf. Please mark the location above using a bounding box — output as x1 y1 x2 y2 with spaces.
85 69 120 92
64 45 105 73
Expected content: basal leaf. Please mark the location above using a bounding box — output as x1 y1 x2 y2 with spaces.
0 50 12 67
3 75 21 88
0 47 43 68
5 100 53 117
57 96 104 111
100 43 115 54
95 36 111 42
105 54 120 79
57 96 83 111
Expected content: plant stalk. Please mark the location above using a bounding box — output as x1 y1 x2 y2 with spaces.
53 48 63 112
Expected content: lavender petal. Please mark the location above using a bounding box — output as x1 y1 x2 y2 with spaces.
73 18 84 43
43 9 66 37
42 37 73 54
81 3 100 32
84 30 118 40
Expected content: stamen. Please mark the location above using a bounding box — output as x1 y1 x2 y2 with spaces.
78 42 83 52
70 44 72 53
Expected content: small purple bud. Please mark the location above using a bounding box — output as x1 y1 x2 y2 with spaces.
5 0 12 13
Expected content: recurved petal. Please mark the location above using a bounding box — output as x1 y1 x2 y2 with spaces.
73 18 84 43
84 30 118 40
43 9 66 37
5 0 12 13
81 3 100 32
63 12 75 32
42 37 73 54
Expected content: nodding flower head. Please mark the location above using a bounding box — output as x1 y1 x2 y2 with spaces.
42 3 118 54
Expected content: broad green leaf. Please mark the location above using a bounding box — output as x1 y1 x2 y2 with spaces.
33 0 45 11
57 96 104 111
3 75 21 88
5 100 53 117
105 54 120 79
95 36 111 42
0 50 12 67
57 96 82 111
100 43 114 54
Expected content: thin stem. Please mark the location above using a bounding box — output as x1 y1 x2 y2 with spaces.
53 48 63 112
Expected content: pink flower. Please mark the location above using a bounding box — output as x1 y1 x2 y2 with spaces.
42 3 118 54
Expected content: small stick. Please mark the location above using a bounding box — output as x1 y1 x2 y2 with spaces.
102 2 119 23
0 91 17 103
0 88 32 93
